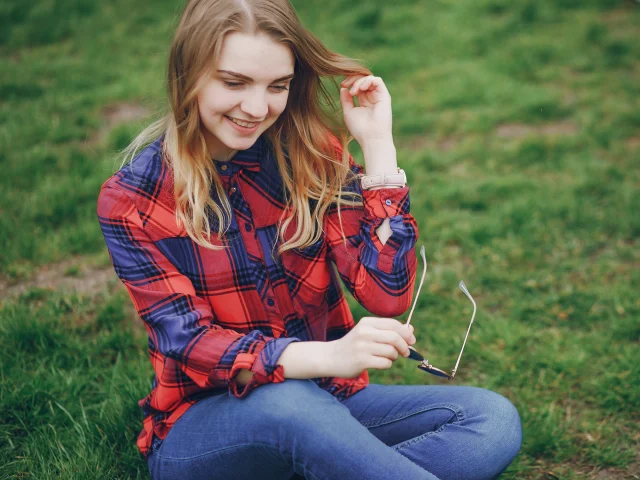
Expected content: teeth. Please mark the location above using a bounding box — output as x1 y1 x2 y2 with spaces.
227 116 257 128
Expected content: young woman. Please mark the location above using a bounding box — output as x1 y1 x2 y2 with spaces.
97 1 522 478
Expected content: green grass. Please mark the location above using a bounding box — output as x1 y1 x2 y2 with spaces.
1 0 639 478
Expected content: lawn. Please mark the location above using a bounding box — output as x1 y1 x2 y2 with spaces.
1 0 638 478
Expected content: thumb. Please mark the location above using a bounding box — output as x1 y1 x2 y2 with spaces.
340 87 354 114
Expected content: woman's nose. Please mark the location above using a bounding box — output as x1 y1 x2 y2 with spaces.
241 92 268 120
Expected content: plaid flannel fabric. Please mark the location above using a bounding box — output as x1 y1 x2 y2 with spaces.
96 133 418 456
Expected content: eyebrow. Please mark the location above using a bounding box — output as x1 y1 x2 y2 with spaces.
217 70 295 82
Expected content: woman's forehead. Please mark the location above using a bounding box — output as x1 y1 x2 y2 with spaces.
216 32 294 81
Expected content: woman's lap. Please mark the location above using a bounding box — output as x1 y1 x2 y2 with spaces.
147 379 521 480
341 383 523 479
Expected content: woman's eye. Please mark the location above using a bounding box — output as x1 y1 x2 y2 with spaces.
223 81 288 92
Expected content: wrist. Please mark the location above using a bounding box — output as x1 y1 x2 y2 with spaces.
235 368 255 386
361 137 395 152
319 340 339 377
277 341 337 379
361 141 397 176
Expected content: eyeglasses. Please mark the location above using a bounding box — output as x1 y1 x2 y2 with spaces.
404 245 477 380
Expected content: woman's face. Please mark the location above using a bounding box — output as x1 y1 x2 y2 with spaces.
197 32 295 160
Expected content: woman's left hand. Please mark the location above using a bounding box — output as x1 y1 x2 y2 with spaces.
339 74 393 146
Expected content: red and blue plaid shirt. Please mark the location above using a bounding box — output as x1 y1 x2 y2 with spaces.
96 133 419 457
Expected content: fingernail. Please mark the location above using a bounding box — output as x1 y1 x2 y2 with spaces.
411 335 416 344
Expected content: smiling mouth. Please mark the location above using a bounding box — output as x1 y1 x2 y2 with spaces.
225 116 260 128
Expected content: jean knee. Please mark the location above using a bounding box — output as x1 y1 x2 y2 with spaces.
475 388 522 460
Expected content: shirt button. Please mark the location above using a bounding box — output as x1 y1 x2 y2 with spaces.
245 223 252 232
385 199 392 206
267 298 275 306
230 187 237 194
221 164 228 171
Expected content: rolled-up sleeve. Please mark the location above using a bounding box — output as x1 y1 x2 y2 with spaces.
97 185 300 399
324 144 419 318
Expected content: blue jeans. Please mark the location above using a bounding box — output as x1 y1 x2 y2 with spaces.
147 379 522 480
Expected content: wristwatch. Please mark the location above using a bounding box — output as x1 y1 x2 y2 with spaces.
359 168 407 190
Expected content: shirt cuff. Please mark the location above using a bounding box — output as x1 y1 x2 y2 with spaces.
228 336 301 398
362 186 411 219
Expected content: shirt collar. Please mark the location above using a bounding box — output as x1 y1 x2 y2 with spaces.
212 135 264 174
158 133 264 174
157 132 287 229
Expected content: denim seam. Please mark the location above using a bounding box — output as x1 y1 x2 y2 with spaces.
153 441 283 462
392 423 449 451
390 403 465 451
361 403 464 428
293 462 321 480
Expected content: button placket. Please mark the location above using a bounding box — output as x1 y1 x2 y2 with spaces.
264 290 282 318
229 169 238 195
233 178 285 329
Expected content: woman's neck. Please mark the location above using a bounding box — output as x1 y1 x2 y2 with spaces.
212 149 238 162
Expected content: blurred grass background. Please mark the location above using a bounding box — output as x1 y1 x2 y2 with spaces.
1 0 638 478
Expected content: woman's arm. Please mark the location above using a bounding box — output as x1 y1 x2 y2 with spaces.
363 140 401 245
97 186 301 398
324 138 419 318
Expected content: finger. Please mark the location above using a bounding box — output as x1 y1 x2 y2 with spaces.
354 76 383 95
349 75 373 95
340 76 360 90
341 74 367 89
387 331 413 357
364 328 411 357
368 317 414 344
370 76 390 97
368 342 401 360
348 75 370 94
368 356 394 370
405 324 415 336
358 76 376 93
340 75 354 87
339 87 354 114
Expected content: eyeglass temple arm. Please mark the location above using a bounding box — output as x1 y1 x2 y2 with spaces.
404 246 477 379
406 245 427 328
451 281 476 377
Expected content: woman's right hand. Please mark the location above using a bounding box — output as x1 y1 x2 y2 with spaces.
326 317 417 379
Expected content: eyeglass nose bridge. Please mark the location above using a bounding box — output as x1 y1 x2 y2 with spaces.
407 347 454 379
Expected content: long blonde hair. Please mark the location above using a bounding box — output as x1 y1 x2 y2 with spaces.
118 0 372 255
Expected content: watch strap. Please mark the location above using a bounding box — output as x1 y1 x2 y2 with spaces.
360 168 407 190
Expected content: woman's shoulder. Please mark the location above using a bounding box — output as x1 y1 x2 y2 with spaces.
97 135 182 236
100 135 168 195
